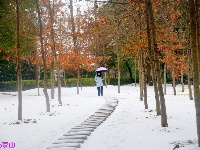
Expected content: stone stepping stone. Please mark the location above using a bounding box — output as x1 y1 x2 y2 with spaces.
84 118 103 122
71 126 94 129
86 118 105 121
47 98 119 150
58 135 87 140
99 107 114 111
82 122 102 126
94 111 112 115
47 143 80 149
103 105 115 109
47 148 76 150
109 102 118 107
69 128 94 132
89 116 107 119
105 102 117 106
87 116 106 122
81 122 101 126
110 102 118 105
100 106 115 111
63 131 91 136
74 125 97 129
95 112 111 116
92 113 108 117
97 109 113 112
96 110 113 114
84 120 103 124
53 139 84 144
91 115 108 118
106 103 118 108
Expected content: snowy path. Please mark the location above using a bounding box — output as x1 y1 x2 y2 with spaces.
47 98 119 150
79 85 198 150
0 84 199 150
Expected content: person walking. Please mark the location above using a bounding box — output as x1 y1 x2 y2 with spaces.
95 71 103 96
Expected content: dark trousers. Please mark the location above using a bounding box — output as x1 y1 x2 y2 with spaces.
97 86 103 96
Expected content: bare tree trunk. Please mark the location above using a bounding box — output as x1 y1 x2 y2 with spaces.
77 67 80 94
143 74 148 109
139 55 143 101
16 0 22 121
186 1 193 100
77 19 82 93
134 57 137 87
138 2 144 101
147 0 168 126
69 0 80 94
164 62 167 95
57 64 61 103
103 46 107 88
117 45 120 93
188 49 193 100
181 40 185 93
36 0 50 112
172 67 176 95
35 58 40 96
48 0 62 105
51 62 54 99
169 22 176 95
166 0 176 95
147 63 152 86
143 55 148 109
189 0 200 146
36 65 40 96
181 67 184 92
104 72 107 88
35 65 38 88
64 70 66 88
153 66 161 116
145 0 161 115
94 0 98 57
196 0 200 84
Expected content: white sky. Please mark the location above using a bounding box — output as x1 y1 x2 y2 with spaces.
0 84 199 150
63 0 106 15
62 0 94 13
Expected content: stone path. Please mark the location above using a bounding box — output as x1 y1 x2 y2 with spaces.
47 98 118 150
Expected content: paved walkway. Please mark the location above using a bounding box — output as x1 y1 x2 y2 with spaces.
47 98 118 150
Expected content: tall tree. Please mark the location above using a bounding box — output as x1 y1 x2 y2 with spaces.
146 0 168 127
189 0 200 146
186 2 193 100
35 0 50 112
69 0 80 94
16 0 22 121
145 0 160 115
47 0 62 105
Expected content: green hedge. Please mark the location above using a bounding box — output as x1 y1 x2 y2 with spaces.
0 80 36 92
109 78 131 85
0 81 17 92
0 78 131 92
64 78 96 87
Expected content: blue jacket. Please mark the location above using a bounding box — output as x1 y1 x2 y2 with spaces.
95 76 103 87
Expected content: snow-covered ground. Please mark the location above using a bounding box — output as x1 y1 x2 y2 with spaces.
0 84 199 150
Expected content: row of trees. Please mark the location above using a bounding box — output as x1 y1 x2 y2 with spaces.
0 0 101 118
93 0 200 146
1 0 200 146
